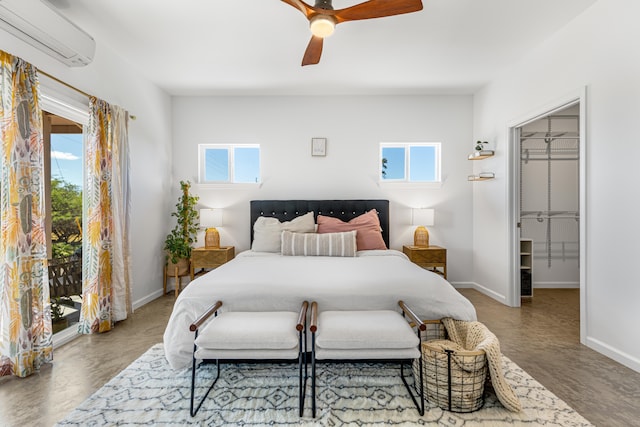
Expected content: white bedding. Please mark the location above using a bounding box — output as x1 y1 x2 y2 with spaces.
163 249 477 369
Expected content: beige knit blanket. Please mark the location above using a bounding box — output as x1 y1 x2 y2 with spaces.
442 318 522 412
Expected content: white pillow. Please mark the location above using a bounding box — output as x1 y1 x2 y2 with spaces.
251 211 315 252
281 230 357 257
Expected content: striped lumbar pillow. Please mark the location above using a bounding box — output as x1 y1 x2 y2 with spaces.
281 230 357 257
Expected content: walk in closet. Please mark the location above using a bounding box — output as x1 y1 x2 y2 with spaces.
519 105 580 296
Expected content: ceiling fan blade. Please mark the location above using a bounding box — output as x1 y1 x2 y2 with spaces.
333 0 423 23
302 36 323 66
280 0 315 18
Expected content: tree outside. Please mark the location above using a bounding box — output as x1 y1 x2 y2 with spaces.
51 178 82 259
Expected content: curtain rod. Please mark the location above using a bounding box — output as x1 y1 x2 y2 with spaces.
37 68 137 120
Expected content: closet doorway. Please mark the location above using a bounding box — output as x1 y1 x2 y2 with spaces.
509 91 587 343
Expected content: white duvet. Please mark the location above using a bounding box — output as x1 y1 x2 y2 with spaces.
163 249 477 368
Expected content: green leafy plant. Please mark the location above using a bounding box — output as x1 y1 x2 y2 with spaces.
475 141 488 151
50 296 73 322
51 178 83 258
51 299 65 322
164 180 199 264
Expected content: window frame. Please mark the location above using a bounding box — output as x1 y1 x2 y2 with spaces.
198 143 261 184
379 142 442 183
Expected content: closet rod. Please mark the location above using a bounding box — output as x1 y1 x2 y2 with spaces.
521 210 579 217
38 68 137 120
521 136 579 140
521 157 579 162
545 114 579 119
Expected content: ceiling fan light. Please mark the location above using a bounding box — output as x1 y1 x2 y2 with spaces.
310 15 335 38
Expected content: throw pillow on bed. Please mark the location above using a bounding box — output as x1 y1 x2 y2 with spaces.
281 230 357 257
252 211 315 252
316 209 387 251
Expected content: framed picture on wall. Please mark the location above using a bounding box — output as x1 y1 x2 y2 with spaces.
311 138 326 156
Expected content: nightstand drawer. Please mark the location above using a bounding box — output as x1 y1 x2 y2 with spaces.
409 249 446 264
190 246 235 279
402 245 447 279
191 248 234 268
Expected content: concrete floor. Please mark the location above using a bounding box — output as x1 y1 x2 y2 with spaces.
0 288 638 426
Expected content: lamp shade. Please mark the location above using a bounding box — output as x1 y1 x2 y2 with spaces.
412 208 434 226
200 208 223 228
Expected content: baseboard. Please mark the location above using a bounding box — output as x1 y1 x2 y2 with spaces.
453 281 508 305
450 281 475 289
534 281 580 289
133 289 164 311
586 336 640 373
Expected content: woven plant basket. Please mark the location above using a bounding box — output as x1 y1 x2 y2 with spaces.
413 321 488 413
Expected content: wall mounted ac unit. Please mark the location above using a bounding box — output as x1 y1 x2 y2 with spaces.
0 0 95 67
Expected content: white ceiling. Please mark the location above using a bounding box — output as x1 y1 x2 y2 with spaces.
50 0 597 96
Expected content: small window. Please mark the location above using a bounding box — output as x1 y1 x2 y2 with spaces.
199 144 261 184
380 142 441 182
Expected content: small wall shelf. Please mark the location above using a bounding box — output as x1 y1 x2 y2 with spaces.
468 172 495 181
468 149 495 181
468 150 495 160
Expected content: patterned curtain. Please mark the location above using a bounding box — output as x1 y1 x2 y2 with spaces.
78 97 131 334
0 51 52 377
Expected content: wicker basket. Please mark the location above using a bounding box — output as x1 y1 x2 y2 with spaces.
413 321 488 413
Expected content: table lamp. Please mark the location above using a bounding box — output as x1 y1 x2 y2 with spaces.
412 208 434 247
200 208 223 248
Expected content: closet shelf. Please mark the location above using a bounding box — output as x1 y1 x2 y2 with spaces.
468 150 495 160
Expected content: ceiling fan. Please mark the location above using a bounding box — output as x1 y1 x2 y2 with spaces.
281 0 424 66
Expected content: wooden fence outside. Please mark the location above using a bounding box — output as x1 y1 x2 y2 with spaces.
49 256 82 298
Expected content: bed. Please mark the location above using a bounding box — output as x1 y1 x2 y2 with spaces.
163 199 477 369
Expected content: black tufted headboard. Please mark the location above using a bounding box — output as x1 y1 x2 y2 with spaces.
250 200 390 248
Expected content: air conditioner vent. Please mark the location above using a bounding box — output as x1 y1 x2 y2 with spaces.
0 0 95 67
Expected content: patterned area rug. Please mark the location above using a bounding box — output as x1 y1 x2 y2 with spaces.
56 344 592 426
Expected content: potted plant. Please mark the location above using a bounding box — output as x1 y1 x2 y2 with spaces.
51 297 71 333
164 180 199 276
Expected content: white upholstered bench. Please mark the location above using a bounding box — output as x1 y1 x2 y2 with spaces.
189 301 309 417
310 301 426 417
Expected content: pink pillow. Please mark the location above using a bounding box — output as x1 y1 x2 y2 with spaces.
317 209 387 251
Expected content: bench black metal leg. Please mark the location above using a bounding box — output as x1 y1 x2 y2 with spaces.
400 358 424 416
190 331 221 417
311 333 317 418
298 328 308 417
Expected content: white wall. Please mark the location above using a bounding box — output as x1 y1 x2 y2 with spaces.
473 0 640 372
171 95 476 283
2 34 173 308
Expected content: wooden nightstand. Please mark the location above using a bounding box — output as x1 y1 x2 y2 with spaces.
190 246 235 280
402 245 447 279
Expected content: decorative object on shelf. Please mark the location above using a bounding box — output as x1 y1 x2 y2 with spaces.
468 172 495 181
412 208 435 247
475 140 488 151
311 137 327 156
468 150 495 160
469 141 494 160
200 208 223 249
164 180 199 271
